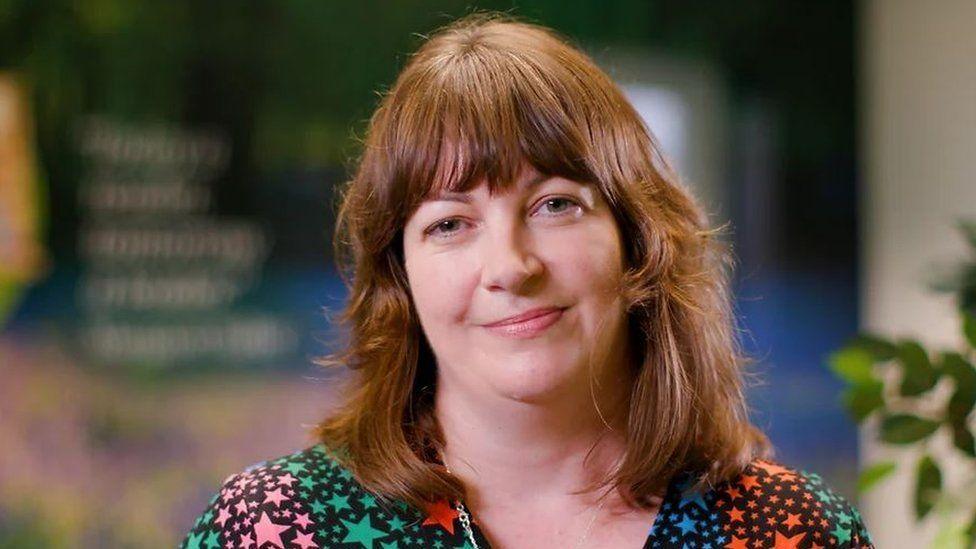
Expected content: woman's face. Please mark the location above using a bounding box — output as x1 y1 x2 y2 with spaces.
402 162 631 404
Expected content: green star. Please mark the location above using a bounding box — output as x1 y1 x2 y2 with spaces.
381 542 399 549
815 489 833 503
461 541 477 549
433 540 443 548
831 523 852 545
386 515 407 532
341 515 388 549
338 468 353 481
203 530 220 549
310 499 328 516
299 475 317 490
836 510 852 525
284 461 307 475
360 494 378 509
327 493 352 512
184 531 204 549
198 509 214 526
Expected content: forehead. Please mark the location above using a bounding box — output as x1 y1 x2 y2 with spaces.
422 169 554 204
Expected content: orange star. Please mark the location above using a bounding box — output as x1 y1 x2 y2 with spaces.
783 512 803 529
421 499 459 535
728 507 746 523
774 530 807 549
725 535 750 549
725 486 742 500
756 460 798 482
739 475 761 491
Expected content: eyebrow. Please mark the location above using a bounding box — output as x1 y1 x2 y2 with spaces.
426 173 552 204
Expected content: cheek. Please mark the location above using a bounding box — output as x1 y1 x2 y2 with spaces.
548 223 625 295
405 249 475 326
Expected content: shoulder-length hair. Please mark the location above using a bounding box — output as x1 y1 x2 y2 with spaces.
315 11 771 510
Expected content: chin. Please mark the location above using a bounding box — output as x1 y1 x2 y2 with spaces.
485 356 584 404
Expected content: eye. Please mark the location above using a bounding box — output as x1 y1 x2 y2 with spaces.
424 217 469 239
534 196 583 217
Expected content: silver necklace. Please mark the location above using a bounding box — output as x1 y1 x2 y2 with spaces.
441 455 607 549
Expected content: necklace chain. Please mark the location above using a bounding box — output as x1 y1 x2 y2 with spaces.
442 456 606 549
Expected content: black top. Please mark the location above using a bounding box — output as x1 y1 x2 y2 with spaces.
181 444 874 548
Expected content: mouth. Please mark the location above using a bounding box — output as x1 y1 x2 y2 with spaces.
481 307 567 339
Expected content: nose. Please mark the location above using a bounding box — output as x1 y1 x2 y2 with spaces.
479 220 544 294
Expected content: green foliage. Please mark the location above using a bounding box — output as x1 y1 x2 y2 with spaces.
914 455 942 520
879 414 941 444
828 219 976 546
856 461 895 494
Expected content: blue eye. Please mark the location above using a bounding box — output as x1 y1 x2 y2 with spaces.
423 196 584 240
425 218 468 238
536 197 582 216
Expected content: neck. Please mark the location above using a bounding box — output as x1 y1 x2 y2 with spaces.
433 366 633 510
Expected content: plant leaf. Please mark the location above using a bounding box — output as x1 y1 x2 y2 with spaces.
841 380 884 423
829 346 876 385
880 414 941 444
964 310 976 350
941 352 976 427
856 461 896 494
897 340 939 396
966 507 976 548
914 455 942 520
849 334 899 361
959 219 976 251
950 423 976 458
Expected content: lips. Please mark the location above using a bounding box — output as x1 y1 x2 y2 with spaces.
482 306 566 327
480 307 567 339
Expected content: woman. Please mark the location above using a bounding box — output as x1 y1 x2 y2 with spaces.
182 12 873 549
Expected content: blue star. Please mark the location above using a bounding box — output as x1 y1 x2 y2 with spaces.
675 513 697 536
678 485 708 512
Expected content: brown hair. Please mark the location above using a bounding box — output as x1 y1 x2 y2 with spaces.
315 11 772 510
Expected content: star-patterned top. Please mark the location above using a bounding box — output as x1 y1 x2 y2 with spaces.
180 444 874 549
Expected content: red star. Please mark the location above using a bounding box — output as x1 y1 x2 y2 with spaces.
783 512 803 529
725 535 750 549
725 486 743 500
728 507 745 523
774 530 806 549
422 499 459 535
739 475 761 491
755 460 796 479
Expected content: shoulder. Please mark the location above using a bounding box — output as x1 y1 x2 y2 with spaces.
180 444 426 549
650 458 875 548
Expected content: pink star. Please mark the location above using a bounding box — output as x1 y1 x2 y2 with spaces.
215 506 232 527
253 512 291 548
293 512 314 530
238 532 254 548
234 500 249 516
292 530 318 549
234 476 250 491
263 488 289 507
277 473 297 487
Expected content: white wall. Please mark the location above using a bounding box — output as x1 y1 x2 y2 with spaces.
861 0 976 546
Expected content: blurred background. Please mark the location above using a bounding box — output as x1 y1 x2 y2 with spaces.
2 1 969 547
